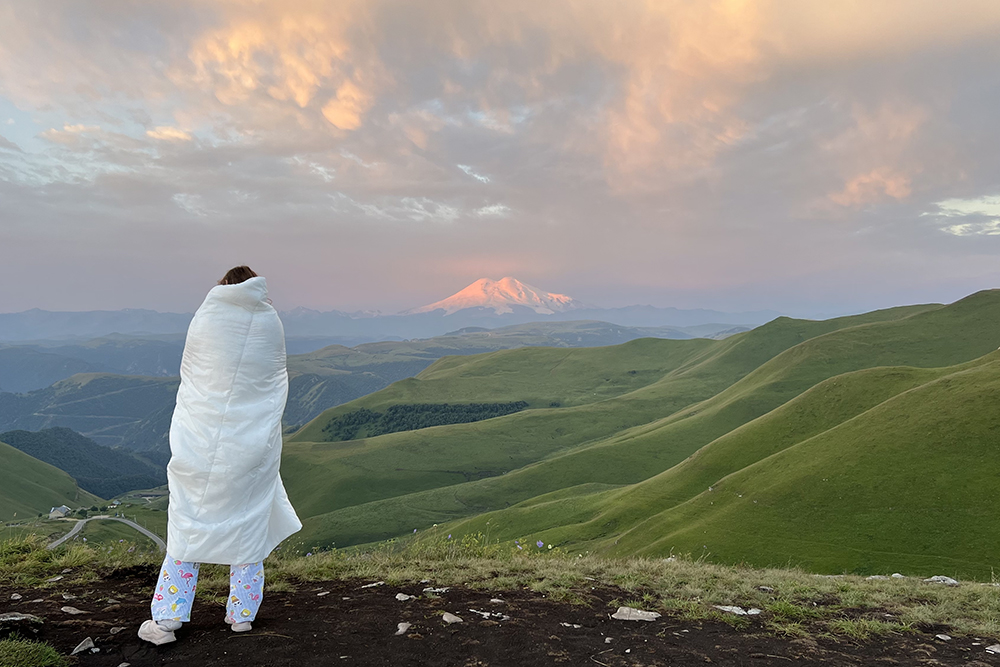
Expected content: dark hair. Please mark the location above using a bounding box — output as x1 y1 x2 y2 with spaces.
218 266 258 285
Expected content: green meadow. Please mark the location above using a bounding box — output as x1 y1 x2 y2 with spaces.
281 291 1000 578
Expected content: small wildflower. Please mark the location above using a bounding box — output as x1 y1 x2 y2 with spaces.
517 545 523 550
447 534 452 540
536 540 544 548
306 552 313 557
548 544 553 550
414 529 417 534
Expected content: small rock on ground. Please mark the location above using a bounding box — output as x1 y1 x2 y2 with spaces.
71 637 95 655
611 607 661 621
713 606 762 616
61 606 88 615
442 612 463 624
395 622 412 636
0 612 44 637
924 576 960 586
395 593 415 601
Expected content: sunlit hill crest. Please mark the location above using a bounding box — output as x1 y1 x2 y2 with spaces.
406 277 584 316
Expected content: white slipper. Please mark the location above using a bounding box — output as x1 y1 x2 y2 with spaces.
138 619 176 645
156 620 183 631
231 622 252 633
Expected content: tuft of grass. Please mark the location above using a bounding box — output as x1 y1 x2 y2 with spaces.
0 638 67 667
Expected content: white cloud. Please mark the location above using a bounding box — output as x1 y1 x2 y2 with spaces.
925 195 1000 236
172 193 210 217
928 195 1000 218
5 118 13 125
475 204 510 217
940 221 1000 237
146 126 192 141
340 150 377 169
458 164 490 183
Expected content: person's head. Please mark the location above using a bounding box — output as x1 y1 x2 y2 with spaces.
218 266 258 286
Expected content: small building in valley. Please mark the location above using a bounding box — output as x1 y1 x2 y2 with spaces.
49 505 71 519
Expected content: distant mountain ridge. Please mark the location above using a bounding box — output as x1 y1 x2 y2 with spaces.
0 279 779 342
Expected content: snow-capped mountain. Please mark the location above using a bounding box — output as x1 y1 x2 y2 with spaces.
408 277 583 315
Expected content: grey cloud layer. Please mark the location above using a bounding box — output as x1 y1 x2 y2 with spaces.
1 0 999 314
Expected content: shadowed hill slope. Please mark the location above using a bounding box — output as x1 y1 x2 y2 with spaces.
0 439 102 519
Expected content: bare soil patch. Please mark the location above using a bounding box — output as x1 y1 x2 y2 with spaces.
3 571 998 666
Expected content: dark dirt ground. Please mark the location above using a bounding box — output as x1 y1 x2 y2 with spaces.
3 567 1000 667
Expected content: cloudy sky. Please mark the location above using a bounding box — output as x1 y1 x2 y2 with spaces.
2 0 999 316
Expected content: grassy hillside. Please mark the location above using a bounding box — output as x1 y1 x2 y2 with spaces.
421 295 1000 576
0 427 165 499
0 439 102 520
286 302 945 548
612 354 1000 577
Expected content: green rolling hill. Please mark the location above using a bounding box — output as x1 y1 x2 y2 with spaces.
0 439 102 520
0 320 699 455
282 291 1000 577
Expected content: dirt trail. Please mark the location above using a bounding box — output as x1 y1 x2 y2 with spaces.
3 571 998 666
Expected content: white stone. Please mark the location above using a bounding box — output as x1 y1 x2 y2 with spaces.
423 587 450 594
442 612 463 624
924 575 959 586
986 644 1000 654
61 606 88 615
360 581 385 589
395 593 415 601
395 622 412 636
758 586 774 593
109 627 126 635
9 593 22 600
560 622 582 629
891 573 906 578
45 575 63 583
489 598 504 603
611 607 661 621
605 637 613 644
71 638 94 655
936 634 951 641
317 591 330 597
713 605 762 616
866 575 889 580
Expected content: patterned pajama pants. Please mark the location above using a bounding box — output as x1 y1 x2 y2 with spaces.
150 554 265 623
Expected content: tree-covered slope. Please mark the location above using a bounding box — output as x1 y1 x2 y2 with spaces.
0 439 102 520
0 427 165 499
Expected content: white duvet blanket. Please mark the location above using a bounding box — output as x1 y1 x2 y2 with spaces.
166 276 301 565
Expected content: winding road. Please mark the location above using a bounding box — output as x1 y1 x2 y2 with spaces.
46 516 166 552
